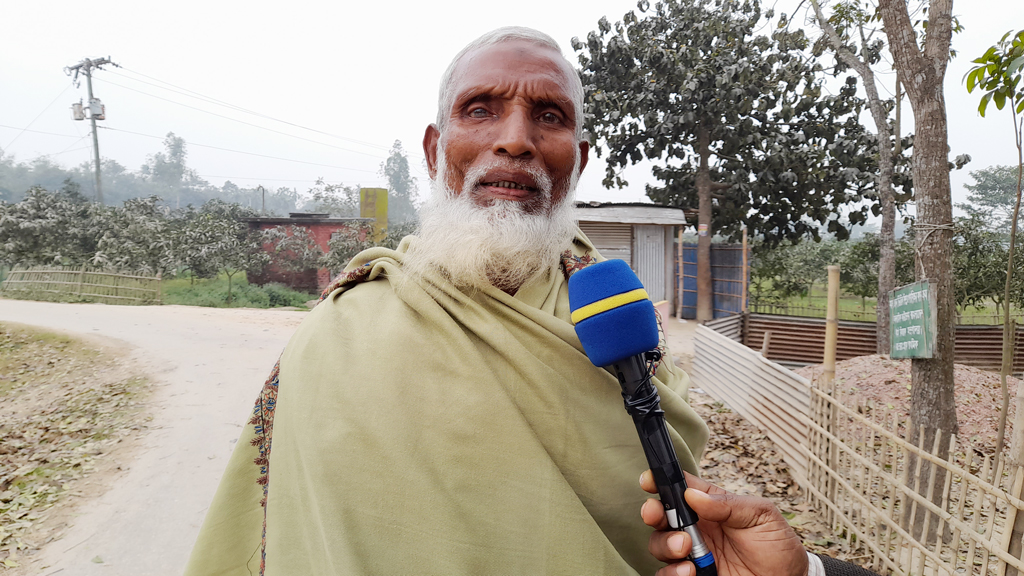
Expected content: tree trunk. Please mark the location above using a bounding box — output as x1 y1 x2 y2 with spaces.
696 124 713 323
878 0 957 542
808 0 898 354
1004 108 1024 467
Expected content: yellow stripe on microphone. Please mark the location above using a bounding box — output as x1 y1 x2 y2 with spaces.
570 288 650 324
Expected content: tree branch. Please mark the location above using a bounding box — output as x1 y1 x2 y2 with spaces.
877 0 925 96
922 0 953 71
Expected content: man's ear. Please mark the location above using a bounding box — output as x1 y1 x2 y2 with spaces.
578 140 590 176
423 124 441 179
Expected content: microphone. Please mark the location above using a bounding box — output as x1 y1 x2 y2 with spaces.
569 259 716 576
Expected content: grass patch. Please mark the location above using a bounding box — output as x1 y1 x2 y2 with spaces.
753 284 1023 325
162 274 316 309
0 323 149 567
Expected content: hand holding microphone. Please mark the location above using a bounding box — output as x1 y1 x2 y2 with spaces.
640 469 809 576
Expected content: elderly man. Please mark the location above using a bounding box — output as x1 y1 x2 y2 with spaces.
185 27 874 576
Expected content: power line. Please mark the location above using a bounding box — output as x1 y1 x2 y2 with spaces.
113 66 415 156
99 125 379 174
95 77 392 160
0 123 83 139
2 82 74 151
196 174 384 185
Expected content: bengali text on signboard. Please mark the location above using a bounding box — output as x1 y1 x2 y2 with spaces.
888 280 937 359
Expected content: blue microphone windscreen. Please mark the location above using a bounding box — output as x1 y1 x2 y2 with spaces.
568 260 660 367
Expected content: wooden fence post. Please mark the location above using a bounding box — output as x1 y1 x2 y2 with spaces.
760 330 771 356
823 265 840 386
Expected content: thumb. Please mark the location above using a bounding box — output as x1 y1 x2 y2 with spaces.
684 488 779 529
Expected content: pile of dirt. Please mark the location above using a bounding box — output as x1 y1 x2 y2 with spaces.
796 355 1017 454
688 389 853 558
0 323 149 571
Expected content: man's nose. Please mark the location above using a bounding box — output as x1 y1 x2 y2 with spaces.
492 107 536 158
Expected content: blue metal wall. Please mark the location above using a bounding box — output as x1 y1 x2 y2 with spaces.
679 243 749 319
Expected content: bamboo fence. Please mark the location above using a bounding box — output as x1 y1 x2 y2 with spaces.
1 264 161 305
807 377 1024 576
694 320 1024 575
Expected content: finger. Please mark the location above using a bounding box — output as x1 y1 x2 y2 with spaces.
682 470 727 495
656 562 695 576
684 488 780 528
641 497 670 530
640 469 657 494
648 527 691 562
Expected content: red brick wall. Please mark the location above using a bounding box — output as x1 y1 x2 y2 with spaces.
248 221 361 292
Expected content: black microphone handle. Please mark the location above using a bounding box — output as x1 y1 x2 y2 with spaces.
612 354 717 576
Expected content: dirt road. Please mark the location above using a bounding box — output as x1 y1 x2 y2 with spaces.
0 300 307 576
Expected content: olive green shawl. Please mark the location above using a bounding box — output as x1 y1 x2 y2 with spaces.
184 233 708 575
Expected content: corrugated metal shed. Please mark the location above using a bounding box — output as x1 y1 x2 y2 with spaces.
575 202 690 310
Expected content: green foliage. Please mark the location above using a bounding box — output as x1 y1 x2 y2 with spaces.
958 165 1022 232
162 275 313 308
0 183 101 266
319 220 416 274
262 225 324 273
380 140 419 224
837 232 914 299
951 214 1022 311
92 197 173 274
574 0 879 244
750 238 845 302
965 30 1024 117
303 179 361 217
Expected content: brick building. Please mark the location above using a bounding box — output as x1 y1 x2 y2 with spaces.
245 212 375 293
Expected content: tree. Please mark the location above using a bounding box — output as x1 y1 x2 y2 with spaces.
808 0 908 353
197 201 268 304
303 179 361 217
380 140 419 224
92 196 173 274
574 0 876 323
959 165 1023 231
877 0 957 539
172 208 230 282
839 232 915 309
0 183 101 267
965 33 1024 543
950 215 1008 313
263 225 324 273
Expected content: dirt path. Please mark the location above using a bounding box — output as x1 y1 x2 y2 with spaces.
0 300 307 576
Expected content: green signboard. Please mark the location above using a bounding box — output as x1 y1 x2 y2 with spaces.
888 280 937 359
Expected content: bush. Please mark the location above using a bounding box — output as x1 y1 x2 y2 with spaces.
162 275 314 309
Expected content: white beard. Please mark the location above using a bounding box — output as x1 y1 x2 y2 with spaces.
404 146 580 293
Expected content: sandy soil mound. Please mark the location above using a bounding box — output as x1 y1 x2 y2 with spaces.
796 355 1017 454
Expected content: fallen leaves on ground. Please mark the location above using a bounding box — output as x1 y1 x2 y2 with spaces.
0 323 148 570
796 355 1018 455
688 388 856 560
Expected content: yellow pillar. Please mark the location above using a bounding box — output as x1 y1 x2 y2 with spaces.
359 188 388 242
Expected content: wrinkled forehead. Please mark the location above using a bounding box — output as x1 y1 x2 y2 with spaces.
447 41 578 113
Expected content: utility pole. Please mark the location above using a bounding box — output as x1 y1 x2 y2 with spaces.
66 57 117 204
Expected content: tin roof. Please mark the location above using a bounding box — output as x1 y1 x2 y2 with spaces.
573 201 694 226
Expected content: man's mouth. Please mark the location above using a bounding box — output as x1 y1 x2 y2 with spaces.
481 180 537 192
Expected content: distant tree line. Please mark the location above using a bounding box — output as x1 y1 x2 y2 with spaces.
0 134 420 225
751 165 1024 318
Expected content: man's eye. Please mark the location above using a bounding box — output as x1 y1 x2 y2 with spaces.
468 107 490 118
539 112 562 124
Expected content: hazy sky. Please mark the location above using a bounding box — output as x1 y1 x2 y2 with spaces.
1 0 1021 214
